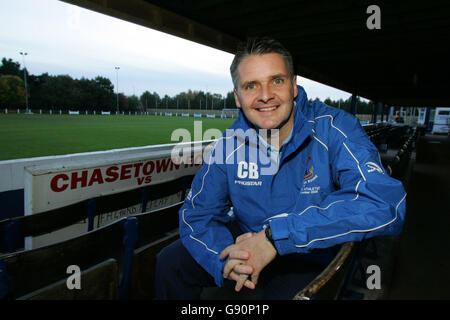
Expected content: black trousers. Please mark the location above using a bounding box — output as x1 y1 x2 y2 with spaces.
155 238 335 300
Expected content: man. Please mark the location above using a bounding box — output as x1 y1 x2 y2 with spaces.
155 37 406 299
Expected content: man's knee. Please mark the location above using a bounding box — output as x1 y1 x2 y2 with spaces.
156 239 184 277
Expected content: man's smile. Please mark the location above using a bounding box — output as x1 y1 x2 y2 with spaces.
256 105 279 112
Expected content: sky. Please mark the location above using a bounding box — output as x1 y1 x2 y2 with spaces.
0 0 353 101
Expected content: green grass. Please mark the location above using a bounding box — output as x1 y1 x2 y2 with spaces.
0 114 235 161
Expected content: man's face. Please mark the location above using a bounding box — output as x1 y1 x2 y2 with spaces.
234 53 298 135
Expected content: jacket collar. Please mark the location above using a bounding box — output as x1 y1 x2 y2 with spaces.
282 85 314 159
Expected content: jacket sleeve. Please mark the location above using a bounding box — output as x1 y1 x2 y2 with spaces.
178 145 234 287
269 114 407 255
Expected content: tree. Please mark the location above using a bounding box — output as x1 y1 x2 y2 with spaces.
152 92 161 109
140 91 152 110
0 75 25 107
211 93 223 110
162 94 171 110
225 91 236 108
28 73 50 110
93 76 115 110
0 56 248 111
118 93 129 111
127 95 140 111
76 77 96 110
37 75 76 110
0 58 21 77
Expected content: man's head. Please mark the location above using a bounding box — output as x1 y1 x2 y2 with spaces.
230 37 295 90
230 37 298 141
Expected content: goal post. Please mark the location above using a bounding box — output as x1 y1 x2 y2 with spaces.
221 108 240 119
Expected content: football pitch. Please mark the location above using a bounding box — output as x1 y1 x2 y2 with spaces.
0 113 235 161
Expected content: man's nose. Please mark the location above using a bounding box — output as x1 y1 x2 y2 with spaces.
259 84 274 103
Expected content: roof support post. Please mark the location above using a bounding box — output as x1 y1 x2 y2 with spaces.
388 106 395 122
350 94 357 115
424 107 431 130
371 102 377 123
372 101 382 124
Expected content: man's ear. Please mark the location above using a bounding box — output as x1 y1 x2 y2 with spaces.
233 88 242 109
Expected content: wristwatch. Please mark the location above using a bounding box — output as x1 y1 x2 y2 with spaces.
265 226 276 248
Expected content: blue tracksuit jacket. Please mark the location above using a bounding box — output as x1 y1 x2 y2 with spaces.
179 85 407 287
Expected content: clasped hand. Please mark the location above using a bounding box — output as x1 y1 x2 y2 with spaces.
220 230 277 292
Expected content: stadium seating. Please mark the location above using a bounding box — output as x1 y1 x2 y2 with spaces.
0 173 189 299
129 231 179 299
17 258 119 300
292 124 416 300
0 203 182 299
0 217 126 299
335 125 417 300
293 242 358 300
0 124 417 300
0 175 193 253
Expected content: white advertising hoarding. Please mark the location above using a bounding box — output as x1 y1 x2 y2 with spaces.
19 141 211 249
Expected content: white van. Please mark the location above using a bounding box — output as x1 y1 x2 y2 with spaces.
417 108 427 125
432 107 450 134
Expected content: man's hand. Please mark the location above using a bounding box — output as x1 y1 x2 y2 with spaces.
221 229 277 290
221 232 255 292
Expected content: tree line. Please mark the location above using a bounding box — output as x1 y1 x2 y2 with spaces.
0 57 236 112
0 57 375 114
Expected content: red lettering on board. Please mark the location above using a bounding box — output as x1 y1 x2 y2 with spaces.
50 173 69 192
71 170 88 189
194 154 203 166
105 166 119 182
120 164 132 180
156 158 171 173
143 161 154 175
137 175 152 185
183 155 193 168
48 157 196 192
88 168 104 186
133 162 143 177
170 160 180 171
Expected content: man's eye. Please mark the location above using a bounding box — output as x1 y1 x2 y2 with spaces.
274 78 284 85
246 83 256 90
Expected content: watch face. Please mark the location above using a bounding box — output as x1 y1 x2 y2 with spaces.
265 226 272 240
